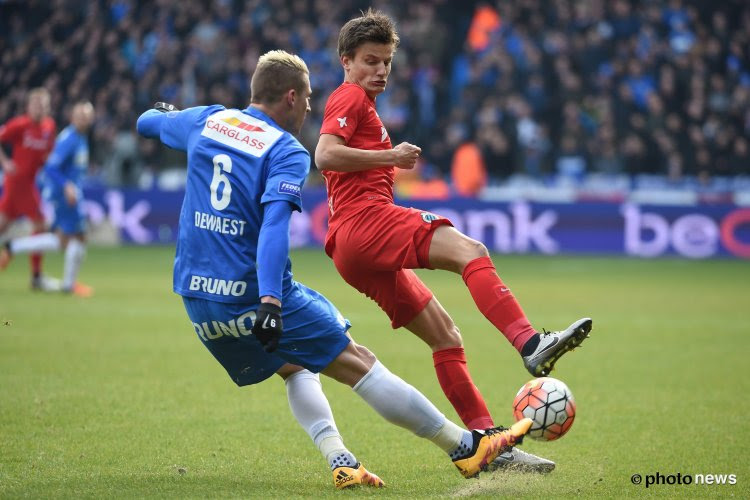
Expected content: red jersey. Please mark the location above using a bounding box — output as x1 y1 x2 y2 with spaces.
0 115 56 188
319 83 395 245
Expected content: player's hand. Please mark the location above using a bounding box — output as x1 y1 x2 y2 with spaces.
154 102 179 113
0 158 15 174
63 182 78 206
391 142 421 170
252 302 283 353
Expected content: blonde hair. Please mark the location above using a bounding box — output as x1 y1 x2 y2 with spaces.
28 87 50 101
251 50 310 104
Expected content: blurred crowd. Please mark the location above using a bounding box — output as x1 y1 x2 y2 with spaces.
1 0 749 195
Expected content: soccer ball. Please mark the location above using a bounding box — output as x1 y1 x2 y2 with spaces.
512 377 576 441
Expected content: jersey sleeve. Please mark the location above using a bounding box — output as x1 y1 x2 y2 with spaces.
320 85 367 144
256 200 294 300
261 143 310 212
158 106 216 151
44 130 77 187
0 117 25 144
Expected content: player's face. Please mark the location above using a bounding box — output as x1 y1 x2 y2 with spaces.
290 75 312 135
72 103 95 133
342 42 394 98
27 94 50 122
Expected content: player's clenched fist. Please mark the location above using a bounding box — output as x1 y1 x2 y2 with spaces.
392 142 421 169
252 302 283 353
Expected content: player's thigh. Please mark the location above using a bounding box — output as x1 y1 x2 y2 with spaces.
334 205 453 271
23 187 45 228
279 282 352 373
428 225 489 274
333 255 433 329
182 291 352 384
53 201 86 235
0 193 19 228
182 296 286 386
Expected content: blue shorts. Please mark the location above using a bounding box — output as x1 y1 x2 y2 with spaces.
182 281 352 386
49 195 85 235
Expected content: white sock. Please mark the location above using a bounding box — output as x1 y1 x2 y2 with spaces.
285 370 357 469
62 239 85 290
352 361 469 454
9 233 60 255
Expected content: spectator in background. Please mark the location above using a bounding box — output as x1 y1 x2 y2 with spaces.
1 0 749 193
451 139 487 197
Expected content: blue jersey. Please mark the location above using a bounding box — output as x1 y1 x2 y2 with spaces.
42 125 89 195
157 105 309 304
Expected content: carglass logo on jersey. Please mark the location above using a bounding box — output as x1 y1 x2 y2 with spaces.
201 109 282 157
279 181 301 197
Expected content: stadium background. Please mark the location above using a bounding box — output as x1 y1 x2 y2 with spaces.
2 0 749 259
2 0 749 497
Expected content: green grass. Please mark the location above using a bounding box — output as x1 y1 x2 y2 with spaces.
1 247 749 498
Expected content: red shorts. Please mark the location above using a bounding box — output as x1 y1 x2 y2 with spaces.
0 184 44 223
329 204 453 329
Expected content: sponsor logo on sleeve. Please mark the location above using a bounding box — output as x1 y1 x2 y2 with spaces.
279 181 302 197
421 212 442 223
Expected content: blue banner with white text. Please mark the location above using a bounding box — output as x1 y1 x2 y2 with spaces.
54 187 750 259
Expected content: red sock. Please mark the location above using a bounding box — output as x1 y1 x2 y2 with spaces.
31 253 42 276
31 228 43 276
433 347 494 429
462 256 536 353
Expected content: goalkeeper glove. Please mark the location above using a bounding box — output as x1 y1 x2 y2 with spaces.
154 101 179 113
252 302 283 353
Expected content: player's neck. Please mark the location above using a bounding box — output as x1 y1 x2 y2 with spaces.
250 103 290 133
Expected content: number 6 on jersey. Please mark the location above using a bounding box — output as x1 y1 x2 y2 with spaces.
210 154 232 210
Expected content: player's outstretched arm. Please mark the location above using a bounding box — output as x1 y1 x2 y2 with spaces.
315 133 421 172
136 102 179 139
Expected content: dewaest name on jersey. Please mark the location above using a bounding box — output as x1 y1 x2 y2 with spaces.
194 210 247 235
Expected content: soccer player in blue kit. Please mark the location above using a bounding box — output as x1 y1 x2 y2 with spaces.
136 50 532 489
0 101 95 297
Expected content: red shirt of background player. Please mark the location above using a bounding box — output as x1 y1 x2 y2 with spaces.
0 115 56 189
319 82 395 254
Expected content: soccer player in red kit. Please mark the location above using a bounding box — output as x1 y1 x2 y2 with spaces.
316 9 593 472
0 88 56 288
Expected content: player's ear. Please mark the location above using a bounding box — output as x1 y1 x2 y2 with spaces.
286 89 296 108
340 55 350 70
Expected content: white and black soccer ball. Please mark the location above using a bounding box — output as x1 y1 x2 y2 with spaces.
512 377 576 441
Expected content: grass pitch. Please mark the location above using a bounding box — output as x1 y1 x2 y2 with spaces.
1 246 748 498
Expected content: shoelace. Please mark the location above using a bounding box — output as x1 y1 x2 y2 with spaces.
484 425 509 435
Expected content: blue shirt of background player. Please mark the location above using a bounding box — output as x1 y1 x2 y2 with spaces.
43 125 89 196
137 105 308 304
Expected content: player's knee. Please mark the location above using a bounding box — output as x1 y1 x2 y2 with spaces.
353 343 377 365
428 324 463 351
465 238 489 259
